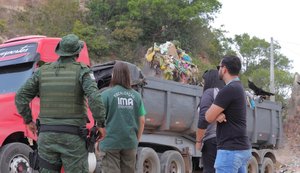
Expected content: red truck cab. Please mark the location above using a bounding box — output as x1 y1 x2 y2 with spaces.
0 35 92 173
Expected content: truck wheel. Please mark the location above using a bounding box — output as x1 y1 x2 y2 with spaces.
260 158 274 173
136 147 160 173
247 156 258 173
0 142 37 173
160 150 185 173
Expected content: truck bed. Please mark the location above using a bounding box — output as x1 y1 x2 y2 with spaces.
140 77 283 149
92 61 283 149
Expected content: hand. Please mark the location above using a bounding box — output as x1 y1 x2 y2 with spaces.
94 141 100 158
216 113 226 123
196 142 202 150
97 128 106 141
26 121 37 136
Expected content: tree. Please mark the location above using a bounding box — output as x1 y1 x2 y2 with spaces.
85 0 222 64
127 0 221 43
233 34 270 72
72 21 111 63
233 33 293 106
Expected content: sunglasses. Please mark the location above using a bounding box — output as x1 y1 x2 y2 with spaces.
217 65 224 70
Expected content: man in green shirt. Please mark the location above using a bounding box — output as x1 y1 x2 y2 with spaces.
15 34 106 173
99 61 146 173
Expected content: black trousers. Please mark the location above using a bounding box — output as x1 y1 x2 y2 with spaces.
201 137 217 173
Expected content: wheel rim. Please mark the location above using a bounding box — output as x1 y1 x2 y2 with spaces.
264 164 272 173
9 154 30 173
143 158 153 173
248 165 253 172
169 161 178 173
247 158 258 173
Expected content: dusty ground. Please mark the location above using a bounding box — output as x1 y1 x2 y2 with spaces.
275 143 300 173
275 115 300 173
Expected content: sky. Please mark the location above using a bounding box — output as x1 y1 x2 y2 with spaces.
211 0 300 74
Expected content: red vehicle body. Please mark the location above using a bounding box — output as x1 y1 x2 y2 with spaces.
0 35 93 172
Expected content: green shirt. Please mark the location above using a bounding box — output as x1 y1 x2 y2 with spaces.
15 56 106 127
100 85 146 150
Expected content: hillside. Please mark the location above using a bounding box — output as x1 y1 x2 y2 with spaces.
276 73 300 172
0 0 29 42
0 0 28 9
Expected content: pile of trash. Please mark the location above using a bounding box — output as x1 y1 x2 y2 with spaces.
144 41 199 85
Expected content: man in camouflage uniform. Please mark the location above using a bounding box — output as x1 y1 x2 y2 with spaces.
15 34 106 173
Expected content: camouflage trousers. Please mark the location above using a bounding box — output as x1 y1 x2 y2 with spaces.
37 132 88 173
99 149 137 173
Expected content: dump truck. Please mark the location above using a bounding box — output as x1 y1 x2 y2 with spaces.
92 61 283 173
0 35 283 173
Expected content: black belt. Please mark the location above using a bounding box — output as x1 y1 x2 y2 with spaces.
39 125 81 135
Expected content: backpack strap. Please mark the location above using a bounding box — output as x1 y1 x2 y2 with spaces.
213 88 219 99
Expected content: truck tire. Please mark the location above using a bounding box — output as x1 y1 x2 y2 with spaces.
260 158 274 173
160 150 185 173
247 156 258 173
136 147 160 173
0 142 37 173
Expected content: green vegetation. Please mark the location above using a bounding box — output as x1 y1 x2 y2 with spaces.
234 33 293 106
0 20 6 34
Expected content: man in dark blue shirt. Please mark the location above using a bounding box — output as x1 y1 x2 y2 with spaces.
205 55 251 173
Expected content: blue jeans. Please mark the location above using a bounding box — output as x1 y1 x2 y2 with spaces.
214 149 252 173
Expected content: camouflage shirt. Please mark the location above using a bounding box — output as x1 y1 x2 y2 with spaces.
15 56 106 127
